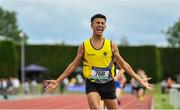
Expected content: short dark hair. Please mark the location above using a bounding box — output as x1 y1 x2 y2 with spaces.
91 14 106 23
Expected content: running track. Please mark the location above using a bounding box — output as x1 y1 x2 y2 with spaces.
0 94 152 109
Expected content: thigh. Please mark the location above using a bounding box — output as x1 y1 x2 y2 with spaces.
85 79 97 94
103 99 119 109
86 92 102 109
100 80 116 99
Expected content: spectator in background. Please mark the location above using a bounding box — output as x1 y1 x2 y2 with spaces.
0 79 3 93
59 78 69 94
22 80 30 94
167 77 174 93
63 78 69 87
76 74 84 85
177 74 180 84
11 77 20 95
114 68 125 103
69 78 77 86
41 80 48 94
177 74 180 91
136 68 147 101
6 78 13 94
2 79 8 91
0 78 8 99
30 80 37 94
59 81 65 93
131 78 138 95
161 79 167 94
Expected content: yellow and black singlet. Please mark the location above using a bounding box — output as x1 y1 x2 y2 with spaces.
83 38 115 83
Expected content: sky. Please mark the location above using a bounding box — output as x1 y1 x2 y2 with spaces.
0 0 180 46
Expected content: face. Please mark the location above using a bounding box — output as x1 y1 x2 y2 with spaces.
91 18 106 36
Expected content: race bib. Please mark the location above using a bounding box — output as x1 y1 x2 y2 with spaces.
91 66 110 80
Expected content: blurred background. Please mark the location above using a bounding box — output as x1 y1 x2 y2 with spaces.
0 0 180 109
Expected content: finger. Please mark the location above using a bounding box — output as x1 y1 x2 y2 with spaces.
45 87 53 94
48 88 54 94
41 89 47 94
142 78 151 82
45 85 51 91
44 85 53 93
46 80 53 83
148 85 154 90
148 83 155 87
146 86 153 90
44 90 49 94
146 77 151 80
44 86 51 93
45 89 52 94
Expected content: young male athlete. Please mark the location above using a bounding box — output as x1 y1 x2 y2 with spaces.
45 14 154 109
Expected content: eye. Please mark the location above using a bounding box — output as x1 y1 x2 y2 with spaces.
97 22 100 24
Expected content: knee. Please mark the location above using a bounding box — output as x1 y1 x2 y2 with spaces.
89 102 100 109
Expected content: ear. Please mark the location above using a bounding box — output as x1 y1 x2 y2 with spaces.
104 24 106 29
91 23 93 29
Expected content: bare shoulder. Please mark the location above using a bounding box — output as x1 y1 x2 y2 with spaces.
77 43 84 56
111 41 119 53
111 41 117 48
79 43 84 51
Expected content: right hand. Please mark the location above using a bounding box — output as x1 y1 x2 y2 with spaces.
44 80 59 94
139 77 154 90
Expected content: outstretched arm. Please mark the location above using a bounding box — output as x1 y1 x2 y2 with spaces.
112 42 154 90
45 44 84 94
56 44 84 82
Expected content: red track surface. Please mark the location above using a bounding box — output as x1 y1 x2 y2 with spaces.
119 95 153 109
0 94 152 109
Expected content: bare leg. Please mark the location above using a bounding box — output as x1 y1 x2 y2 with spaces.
116 88 121 98
103 99 119 109
100 100 105 109
86 92 103 109
138 88 144 97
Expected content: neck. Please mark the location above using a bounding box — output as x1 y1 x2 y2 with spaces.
92 34 103 41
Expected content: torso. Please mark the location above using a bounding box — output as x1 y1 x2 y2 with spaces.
90 37 104 50
83 37 115 84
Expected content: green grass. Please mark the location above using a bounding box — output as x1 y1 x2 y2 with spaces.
153 94 174 109
147 83 179 109
18 84 84 95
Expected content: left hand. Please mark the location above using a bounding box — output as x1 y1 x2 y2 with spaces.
44 80 59 94
139 77 154 90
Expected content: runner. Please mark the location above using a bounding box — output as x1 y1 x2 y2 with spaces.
114 67 126 105
45 14 154 109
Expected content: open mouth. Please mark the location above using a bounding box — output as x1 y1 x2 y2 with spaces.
96 27 103 33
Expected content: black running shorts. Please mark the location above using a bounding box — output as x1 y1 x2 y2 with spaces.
85 79 116 99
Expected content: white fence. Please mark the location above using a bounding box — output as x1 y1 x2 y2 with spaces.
170 84 180 109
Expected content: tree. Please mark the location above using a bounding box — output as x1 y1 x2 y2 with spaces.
0 7 27 43
166 18 180 47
